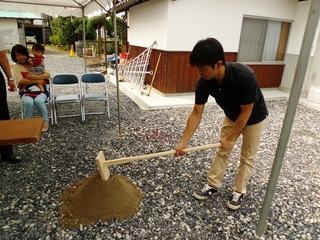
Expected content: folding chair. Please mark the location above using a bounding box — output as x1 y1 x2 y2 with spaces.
51 74 82 124
20 79 54 124
80 73 110 121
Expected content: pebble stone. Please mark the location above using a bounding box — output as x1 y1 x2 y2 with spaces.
0 50 319 239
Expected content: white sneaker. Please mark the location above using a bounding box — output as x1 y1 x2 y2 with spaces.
192 183 219 200
227 191 243 210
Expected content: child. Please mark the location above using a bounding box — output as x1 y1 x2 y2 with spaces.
19 43 46 92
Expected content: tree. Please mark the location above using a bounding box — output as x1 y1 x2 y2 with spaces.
105 16 127 43
86 19 97 40
49 16 97 47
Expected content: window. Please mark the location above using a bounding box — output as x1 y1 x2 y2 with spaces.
237 17 291 62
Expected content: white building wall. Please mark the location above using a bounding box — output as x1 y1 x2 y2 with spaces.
128 0 319 93
165 0 244 51
280 0 320 95
307 30 320 90
286 1 311 55
129 0 297 52
0 19 20 50
128 0 169 49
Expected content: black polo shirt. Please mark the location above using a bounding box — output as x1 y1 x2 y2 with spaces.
195 62 268 125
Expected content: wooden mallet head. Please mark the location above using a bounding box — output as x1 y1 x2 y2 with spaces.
96 151 111 181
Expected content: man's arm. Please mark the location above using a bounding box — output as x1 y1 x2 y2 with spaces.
220 103 254 149
175 104 205 156
0 50 16 91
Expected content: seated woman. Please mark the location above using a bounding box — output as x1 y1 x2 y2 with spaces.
11 44 50 132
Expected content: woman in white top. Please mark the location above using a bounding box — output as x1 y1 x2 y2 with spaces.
11 44 50 132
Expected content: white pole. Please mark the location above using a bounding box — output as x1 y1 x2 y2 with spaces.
82 7 87 73
112 0 122 136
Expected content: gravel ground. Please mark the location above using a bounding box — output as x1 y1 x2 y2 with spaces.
1 50 319 239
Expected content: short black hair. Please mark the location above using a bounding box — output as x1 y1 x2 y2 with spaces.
32 43 45 53
189 38 226 69
11 44 29 63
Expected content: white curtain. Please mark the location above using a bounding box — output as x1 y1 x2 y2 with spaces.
262 20 281 61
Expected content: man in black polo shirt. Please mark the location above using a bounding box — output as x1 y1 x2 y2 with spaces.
175 38 268 210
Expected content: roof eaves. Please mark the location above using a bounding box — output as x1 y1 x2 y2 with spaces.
115 0 149 13
91 0 149 21
0 9 42 19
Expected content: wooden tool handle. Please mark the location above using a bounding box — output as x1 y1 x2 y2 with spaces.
147 53 162 96
102 143 221 167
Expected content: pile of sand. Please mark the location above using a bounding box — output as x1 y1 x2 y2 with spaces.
59 172 142 228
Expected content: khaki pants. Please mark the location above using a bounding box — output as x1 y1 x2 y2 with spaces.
207 116 265 194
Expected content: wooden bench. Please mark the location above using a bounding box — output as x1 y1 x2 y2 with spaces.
0 118 44 146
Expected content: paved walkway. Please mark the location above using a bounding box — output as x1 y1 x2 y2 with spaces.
107 75 320 111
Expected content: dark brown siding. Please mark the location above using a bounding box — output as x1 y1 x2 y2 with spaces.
248 64 285 88
128 45 284 94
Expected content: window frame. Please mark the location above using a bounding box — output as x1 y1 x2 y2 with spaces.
237 16 292 65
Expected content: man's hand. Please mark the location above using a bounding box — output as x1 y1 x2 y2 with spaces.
175 141 188 156
220 136 235 149
7 80 16 92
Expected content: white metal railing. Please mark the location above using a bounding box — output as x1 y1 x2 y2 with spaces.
121 41 157 92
